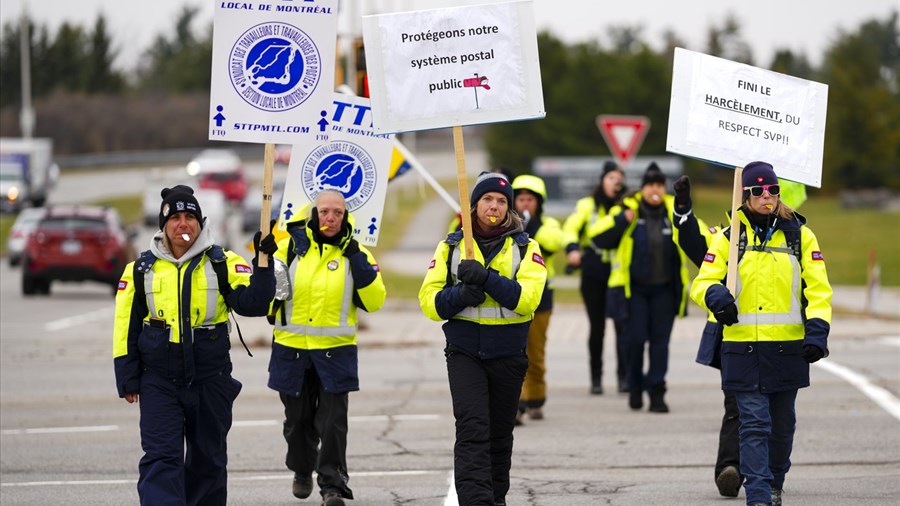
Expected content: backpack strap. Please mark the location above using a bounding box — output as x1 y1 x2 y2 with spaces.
132 250 157 319
205 245 252 357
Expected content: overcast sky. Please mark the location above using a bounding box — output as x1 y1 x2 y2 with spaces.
1 0 896 71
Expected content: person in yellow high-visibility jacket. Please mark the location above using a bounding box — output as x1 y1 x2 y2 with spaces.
562 161 628 394
419 171 546 506
690 161 832 506
267 190 386 506
511 174 564 424
588 163 695 413
113 185 276 506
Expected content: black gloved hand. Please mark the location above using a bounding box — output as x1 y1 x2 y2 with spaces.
673 175 692 208
343 238 361 258
253 231 278 263
564 264 578 275
457 259 489 286
803 345 824 363
458 283 487 307
714 303 739 326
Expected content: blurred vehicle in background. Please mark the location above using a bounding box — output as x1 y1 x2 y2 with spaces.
6 207 46 267
0 138 60 213
187 148 248 203
242 181 284 232
275 144 292 165
21 206 137 296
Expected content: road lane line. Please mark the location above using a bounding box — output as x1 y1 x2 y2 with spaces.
0 470 445 488
0 425 118 436
881 336 900 348
444 471 458 506
816 359 900 421
44 307 113 332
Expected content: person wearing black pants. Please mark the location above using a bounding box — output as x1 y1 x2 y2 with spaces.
446 346 528 502
419 171 547 505
563 161 628 394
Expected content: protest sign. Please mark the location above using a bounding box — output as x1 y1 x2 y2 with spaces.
362 0 544 134
279 94 393 247
209 0 338 145
667 47 828 187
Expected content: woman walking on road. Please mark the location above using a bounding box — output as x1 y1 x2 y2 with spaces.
690 161 833 506
562 161 628 394
419 171 546 506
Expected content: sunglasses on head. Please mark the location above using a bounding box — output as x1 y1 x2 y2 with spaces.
743 184 780 197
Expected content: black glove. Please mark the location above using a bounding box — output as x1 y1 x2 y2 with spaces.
564 264 578 275
458 283 486 307
343 238 360 258
714 303 739 326
673 175 692 208
253 231 278 262
457 259 489 286
803 345 824 363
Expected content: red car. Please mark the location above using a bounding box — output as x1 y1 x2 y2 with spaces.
189 149 248 203
21 206 136 296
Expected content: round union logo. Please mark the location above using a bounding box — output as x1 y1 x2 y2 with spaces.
229 22 321 112
301 141 378 212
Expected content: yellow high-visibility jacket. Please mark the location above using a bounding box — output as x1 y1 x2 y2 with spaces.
690 209 832 392
267 224 385 394
419 231 547 359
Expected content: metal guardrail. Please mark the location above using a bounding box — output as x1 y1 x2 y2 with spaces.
54 145 269 169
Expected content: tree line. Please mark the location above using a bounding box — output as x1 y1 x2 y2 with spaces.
0 7 897 189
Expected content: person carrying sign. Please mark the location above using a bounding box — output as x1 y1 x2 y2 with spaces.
588 163 694 413
113 185 276 505
419 171 547 506
690 161 832 506
562 161 628 394
266 190 386 506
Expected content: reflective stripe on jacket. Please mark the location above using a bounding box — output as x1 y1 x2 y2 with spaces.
418 233 547 359
588 193 692 317
690 209 833 392
562 196 616 262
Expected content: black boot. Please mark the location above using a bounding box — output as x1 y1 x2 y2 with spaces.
591 377 603 395
629 388 643 410
648 385 669 413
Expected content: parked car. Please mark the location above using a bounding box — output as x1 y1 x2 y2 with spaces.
21 206 137 296
6 207 46 266
188 149 248 203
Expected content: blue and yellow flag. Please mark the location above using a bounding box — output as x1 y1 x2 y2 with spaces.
389 147 412 182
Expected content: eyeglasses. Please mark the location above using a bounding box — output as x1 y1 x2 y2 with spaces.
743 184 780 197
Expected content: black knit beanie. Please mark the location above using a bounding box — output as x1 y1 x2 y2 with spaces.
159 185 203 230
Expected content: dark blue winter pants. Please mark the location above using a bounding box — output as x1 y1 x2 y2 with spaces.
137 372 241 506
735 389 797 506
624 282 676 392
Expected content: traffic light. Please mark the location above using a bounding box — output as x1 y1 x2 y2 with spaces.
353 37 368 97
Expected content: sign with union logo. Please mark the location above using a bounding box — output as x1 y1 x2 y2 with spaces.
279 94 394 247
208 0 338 144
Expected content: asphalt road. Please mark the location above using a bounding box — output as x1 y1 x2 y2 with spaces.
1 162 899 505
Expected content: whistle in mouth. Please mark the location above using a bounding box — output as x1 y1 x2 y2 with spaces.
181 234 190 241
489 216 497 223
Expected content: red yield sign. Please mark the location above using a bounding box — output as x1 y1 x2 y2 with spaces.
596 115 650 167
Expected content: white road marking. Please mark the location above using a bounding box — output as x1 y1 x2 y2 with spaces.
0 470 444 488
444 470 458 506
880 336 900 348
44 307 113 332
0 425 118 436
816 359 900 421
